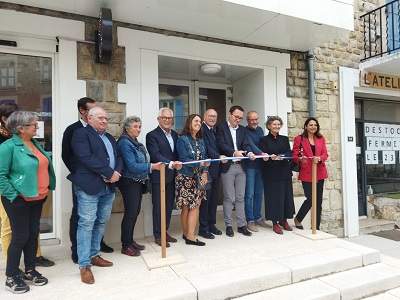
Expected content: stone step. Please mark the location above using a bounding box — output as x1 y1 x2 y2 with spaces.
359 218 395 235
235 263 400 300
186 245 378 299
363 287 400 299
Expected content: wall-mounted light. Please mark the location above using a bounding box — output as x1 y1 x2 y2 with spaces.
201 63 221 75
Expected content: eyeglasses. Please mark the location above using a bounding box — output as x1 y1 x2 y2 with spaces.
24 122 38 127
232 115 243 120
95 116 109 121
207 115 217 119
159 116 173 121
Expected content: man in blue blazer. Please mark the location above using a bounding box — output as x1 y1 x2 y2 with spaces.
146 108 181 247
199 109 225 239
67 107 123 285
216 105 254 238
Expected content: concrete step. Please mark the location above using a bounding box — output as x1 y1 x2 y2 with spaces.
185 244 379 299
359 218 395 235
364 287 400 299
235 263 400 300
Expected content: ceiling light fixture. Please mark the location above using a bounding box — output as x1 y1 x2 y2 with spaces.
201 63 221 75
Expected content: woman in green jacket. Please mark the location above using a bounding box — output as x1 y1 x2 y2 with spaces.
0 111 56 294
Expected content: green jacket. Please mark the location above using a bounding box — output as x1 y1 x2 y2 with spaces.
0 134 56 202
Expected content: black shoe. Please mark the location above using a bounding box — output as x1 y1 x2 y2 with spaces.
35 256 55 267
238 226 252 236
226 226 234 237
185 239 206 246
71 254 78 264
209 225 222 235
182 234 187 241
198 231 215 239
100 241 114 253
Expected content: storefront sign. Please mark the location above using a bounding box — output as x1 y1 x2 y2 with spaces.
365 122 400 164
360 71 400 91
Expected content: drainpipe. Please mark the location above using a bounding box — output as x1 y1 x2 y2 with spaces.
307 49 315 117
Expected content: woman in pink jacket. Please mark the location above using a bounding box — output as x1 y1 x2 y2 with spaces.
292 117 328 230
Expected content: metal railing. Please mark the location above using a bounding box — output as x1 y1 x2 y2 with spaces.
360 0 400 61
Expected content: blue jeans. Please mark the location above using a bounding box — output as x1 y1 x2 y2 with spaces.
244 167 263 223
74 185 115 269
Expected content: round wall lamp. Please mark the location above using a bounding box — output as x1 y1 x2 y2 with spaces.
201 63 222 75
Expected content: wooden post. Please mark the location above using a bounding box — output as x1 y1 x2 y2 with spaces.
160 163 167 258
311 161 317 234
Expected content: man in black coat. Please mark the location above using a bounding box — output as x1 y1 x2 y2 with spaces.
146 108 181 247
198 109 225 239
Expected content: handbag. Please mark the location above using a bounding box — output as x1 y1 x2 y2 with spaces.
142 178 151 194
197 172 212 191
290 135 303 173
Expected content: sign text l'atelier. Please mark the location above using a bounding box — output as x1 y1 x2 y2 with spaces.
360 71 400 91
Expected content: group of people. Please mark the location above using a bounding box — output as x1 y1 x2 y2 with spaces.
0 98 329 293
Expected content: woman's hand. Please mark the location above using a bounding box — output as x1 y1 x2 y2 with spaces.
300 156 307 163
271 154 282 161
262 152 269 161
312 156 321 164
201 172 208 185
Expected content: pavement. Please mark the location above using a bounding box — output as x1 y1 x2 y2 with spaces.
0 213 400 300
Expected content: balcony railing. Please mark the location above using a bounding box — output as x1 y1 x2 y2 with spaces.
360 0 400 61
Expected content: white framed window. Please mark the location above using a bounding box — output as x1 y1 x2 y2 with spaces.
0 56 17 89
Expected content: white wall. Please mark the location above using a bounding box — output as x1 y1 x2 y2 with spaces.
117 28 291 237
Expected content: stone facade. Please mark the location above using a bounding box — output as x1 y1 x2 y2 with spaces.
287 0 381 234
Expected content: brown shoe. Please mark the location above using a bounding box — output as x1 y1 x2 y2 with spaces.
80 266 94 284
166 233 177 243
121 246 141 257
255 219 270 228
247 222 258 232
278 220 293 231
90 255 113 267
273 224 283 235
155 238 170 247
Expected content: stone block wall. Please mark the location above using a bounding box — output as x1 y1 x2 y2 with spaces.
76 20 127 213
287 0 381 233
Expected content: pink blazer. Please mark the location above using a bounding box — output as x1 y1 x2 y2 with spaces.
292 135 328 182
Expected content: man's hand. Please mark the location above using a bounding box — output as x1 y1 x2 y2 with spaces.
109 171 121 183
220 155 228 163
151 162 161 171
248 152 256 161
201 160 211 167
233 150 245 157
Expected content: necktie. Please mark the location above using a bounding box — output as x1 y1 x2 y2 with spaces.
211 127 215 139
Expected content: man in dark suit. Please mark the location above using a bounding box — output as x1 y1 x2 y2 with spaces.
146 107 181 247
67 107 123 284
62 98 113 264
198 109 225 239
216 105 254 237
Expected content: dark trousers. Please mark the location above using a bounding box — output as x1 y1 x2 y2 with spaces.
199 175 219 232
296 180 324 229
2 195 45 277
119 180 143 249
69 184 78 260
152 182 175 239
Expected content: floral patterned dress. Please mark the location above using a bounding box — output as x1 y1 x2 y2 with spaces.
175 144 207 210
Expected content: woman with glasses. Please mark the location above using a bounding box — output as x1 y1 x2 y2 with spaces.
0 111 56 294
258 116 295 235
117 116 160 257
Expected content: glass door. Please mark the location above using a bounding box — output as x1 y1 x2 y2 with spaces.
0 51 55 239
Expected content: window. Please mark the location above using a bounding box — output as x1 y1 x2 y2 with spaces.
0 56 16 89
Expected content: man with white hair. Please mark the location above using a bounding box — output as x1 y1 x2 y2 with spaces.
68 107 123 284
